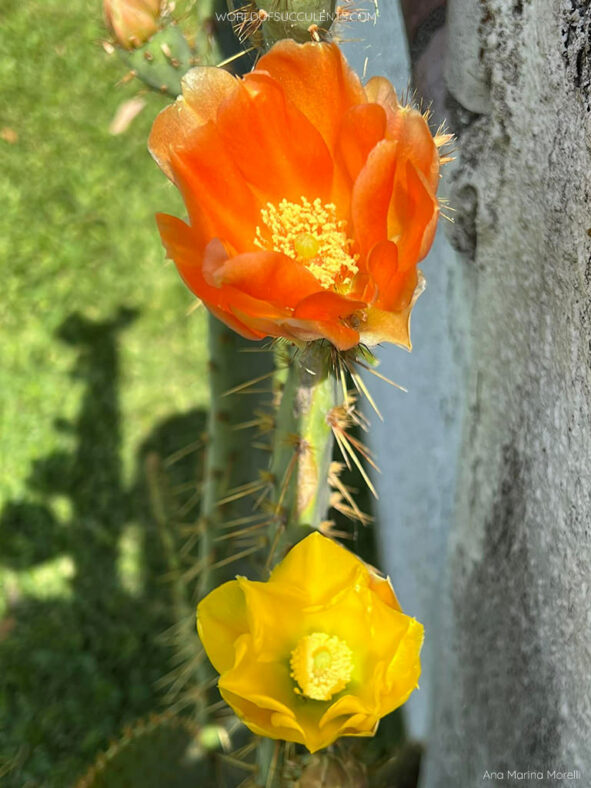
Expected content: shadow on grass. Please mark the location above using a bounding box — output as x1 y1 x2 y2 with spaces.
0 309 206 787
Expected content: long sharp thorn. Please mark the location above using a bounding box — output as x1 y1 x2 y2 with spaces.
164 439 204 468
338 433 379 499
217 755 257 773
275 450 298 512
231 418 263 431
177 489 201 517
350 370 383 420
354 360 407 392
265 524 284 573
210 545 260 570
217 480 266 505
332 428 353 470
339 362 349 408
222 370 276 397
219 513 266 529
217 46 256 68
214 521 269 541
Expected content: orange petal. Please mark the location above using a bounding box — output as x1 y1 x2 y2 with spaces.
229 308 304 345
156 216 267 340
352 140 398 258
367 240 399 309
148 66 237 181
337 103 387 184
293 291 366 322
360 271 425 349
284 317 360 351
367 240 419 313
365 76 440 193
211 251 323 309
389 108 440 194
388 160 439 271
207 303 266 341
228 309 361 351
256 41 365 149
216 72 333 205
170 122 260 253
361 306 412 350
364 75 398 107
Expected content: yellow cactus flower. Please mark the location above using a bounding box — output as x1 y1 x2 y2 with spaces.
197 532 424 752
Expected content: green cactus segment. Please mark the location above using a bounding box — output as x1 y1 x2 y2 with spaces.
144 317 274 724
199 317 274 594
256 0 337 46
255 737 283 788
269 342 337 560
186 317 274 719
122 26 194 96
74 713 215 788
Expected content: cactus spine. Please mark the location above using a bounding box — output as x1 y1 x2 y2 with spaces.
242 0 338 48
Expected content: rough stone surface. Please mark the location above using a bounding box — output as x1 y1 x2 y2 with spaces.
423 1 591 785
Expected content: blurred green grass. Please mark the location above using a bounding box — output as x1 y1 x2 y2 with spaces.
0 0 209 784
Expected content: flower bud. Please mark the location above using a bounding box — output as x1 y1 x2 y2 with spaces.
297 753 368 788
104 0 161 50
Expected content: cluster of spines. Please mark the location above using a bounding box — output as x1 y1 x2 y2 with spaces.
227 0 382 52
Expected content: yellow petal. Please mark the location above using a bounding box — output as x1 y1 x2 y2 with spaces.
380 617 424 715
219 634 307 744
196 580 248 673
269 532 371 605
196 531 424 754
237 577 307 660
368 571 402 612
319 693 370 728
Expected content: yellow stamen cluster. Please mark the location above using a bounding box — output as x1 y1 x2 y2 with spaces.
255 197 359 289
290 632 354 701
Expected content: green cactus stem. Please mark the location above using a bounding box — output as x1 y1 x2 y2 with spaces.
198 318 274 596
188 317 275 717
267 341 337 566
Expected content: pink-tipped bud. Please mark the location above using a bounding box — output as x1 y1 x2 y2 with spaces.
103 0 161 50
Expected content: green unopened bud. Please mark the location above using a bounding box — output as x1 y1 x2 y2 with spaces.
296 753 368 788
256 0 337 46
104 0 161 49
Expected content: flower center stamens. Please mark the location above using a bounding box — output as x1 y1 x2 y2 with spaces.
290 632 353 701
255 197 359 290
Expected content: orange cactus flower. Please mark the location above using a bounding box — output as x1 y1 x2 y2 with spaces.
104 0 160 49
197 532 424 752
150 41 443 351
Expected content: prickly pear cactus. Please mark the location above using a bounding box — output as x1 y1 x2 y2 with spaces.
121 26 194 96
74 713 215 788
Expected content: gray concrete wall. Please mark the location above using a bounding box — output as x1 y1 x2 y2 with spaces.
422 1 591 785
